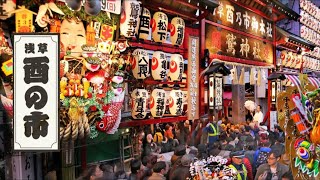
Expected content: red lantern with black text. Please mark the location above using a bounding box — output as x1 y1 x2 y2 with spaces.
150 88 166 118
151 51 167 81
151 12 168 43
131 88 148 119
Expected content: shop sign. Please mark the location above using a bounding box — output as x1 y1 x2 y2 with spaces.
205 25 273 64
12 153 35 180
187 36 199 120
14 34 59 151
215 75 223 109
210 0 273 40
101 0 121 14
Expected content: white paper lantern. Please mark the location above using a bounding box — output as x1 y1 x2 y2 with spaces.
286 52 293 67
168 89 184 116
132 49 150 79
120 0 141 38
151 51 167 81
280 50 287 66
138 7 151 40
150 88 166 118
290 53 297 69
151 11 168 43
296 55 302 69
131 88 148 119
169 17 185 46
168 54 184 81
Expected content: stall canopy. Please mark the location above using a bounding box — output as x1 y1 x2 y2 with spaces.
284 74 301 87
308 77 320 88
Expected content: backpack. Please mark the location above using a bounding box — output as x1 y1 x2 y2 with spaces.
255 148 270 169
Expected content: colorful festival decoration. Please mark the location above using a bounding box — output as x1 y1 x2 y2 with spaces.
150 88 166 118
151 11 168 43
151 51 167 81
10 6 37 33
120 0 141 38
168 54 184 81
131 88 148 119
169 17 185 46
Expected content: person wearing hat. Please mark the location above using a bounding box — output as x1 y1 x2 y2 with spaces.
229 149 248 180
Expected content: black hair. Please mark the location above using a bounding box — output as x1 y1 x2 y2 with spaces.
81 164 100 180
153 161 167 173
130 159 141 174
269 150 281 159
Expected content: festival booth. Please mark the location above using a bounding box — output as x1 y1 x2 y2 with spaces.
200 0 299 124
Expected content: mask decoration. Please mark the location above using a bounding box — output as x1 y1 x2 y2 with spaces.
60 18 86 57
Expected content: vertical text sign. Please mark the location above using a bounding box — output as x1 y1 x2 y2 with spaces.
187 36 199 120
14 34 59 150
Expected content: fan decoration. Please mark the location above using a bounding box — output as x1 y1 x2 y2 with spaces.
188 156 237 180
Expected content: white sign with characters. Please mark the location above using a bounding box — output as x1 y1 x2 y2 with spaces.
14 34 59 151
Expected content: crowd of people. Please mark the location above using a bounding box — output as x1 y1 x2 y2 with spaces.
77 109 292 180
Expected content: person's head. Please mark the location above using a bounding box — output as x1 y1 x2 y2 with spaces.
153 161 168 175
220 139 227 146
276 136 285 144
256 105 262 112
130 159 142 174
146 134 153 143
174 145 187 156
267 150 281 167
230 149 245 165
83 164 104 180
181 154 194 167
189 147 198 156
281 171 293 180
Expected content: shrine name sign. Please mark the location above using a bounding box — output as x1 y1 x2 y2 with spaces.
205 26 273 64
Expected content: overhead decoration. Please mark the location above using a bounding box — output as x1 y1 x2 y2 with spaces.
0 0 16 20
36 2 65 28
131 88 148 119
151 51 167 81
9 6 37 32
138 7 151 40
169 88 184 116
169 17 185 46
132 48 150 80
168 54 184 82
120 0 141 38
150 88 166 118
151 11 168 43
65 0 82 11
84 0 101 16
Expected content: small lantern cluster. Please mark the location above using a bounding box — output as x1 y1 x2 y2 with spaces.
131 88 184 119
279 50 302 69
303 56 320 71
131 49 184 82
120 0 185 46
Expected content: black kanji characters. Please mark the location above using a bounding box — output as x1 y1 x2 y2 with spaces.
139 16 150 34
135 97 145 119
156 98 164 117
138 57 149 78
25 43 35 54
38 43 48 54
25 86 48 110
176 27 184 45
176 97 183 115
24 111 49 139
23 56 49 84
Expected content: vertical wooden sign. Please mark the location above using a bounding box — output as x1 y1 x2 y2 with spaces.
187 36 199 120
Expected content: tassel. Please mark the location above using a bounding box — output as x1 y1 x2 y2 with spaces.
239 67 245 85
257 69 261 86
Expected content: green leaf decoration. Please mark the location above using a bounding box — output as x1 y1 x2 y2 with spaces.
62 97 70 107
89 125 99 139
89 86 93 93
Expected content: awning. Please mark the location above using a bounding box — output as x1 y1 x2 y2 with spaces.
308 77 320 88
284 74 301 87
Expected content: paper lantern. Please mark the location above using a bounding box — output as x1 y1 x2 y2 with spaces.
168 54 184 81
150 88 166 118
131 88 148 119
132 49 150 79
151 11 168 43
120 0 141 38
286 52 293 67
180 73 187 88
151 51 167 81
168 89 184 116
296 55 302 69
169 17 185 46
138 7 151 40
290 53 297 69
280 50 287 67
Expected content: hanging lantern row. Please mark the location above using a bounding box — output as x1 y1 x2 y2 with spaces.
132 49 184 82
303 55 320 71
305 47 320 59
280 50 303 70
301 25 320 46
300 10 320 34
300 0 320 21
120 0 185 46
131 88 184 119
